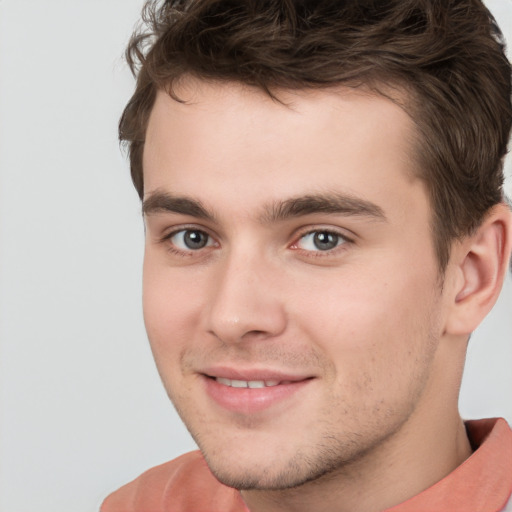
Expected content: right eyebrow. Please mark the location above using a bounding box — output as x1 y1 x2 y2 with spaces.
142 191 215 221
261 192 387 224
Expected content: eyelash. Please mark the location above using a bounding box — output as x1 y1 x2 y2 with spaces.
159 226 354 258
290 228 354 256
160 226 217 257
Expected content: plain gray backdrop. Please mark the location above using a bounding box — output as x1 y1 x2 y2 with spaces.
0 1 511 511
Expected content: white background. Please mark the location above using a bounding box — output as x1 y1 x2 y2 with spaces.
0 1 511 511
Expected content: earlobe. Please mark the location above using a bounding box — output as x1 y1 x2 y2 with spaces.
446 203 512 335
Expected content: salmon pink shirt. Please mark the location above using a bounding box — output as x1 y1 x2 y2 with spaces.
101 418 512 512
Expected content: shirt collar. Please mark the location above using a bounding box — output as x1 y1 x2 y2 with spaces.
384 418 512 512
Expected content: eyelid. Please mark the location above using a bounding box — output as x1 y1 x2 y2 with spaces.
160 223 214 241
159 225 220 254
289 226 355 253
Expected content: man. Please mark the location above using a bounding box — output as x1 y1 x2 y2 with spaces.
102 0 512 510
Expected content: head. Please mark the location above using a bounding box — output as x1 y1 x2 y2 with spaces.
121 0 512 501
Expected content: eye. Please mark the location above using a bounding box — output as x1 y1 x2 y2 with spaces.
296 230 347 252
168 229 214 251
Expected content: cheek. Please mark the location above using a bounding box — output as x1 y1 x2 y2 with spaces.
142 258 204 363
292 260 440 396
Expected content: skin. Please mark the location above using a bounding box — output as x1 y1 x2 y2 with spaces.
141 80 509 512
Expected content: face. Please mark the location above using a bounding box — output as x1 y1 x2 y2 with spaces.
142 81 450 491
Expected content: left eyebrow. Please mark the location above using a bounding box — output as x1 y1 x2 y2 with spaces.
261 193 387 223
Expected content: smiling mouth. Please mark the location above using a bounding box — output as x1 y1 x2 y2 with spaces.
213 377 288 388
203 373 314 413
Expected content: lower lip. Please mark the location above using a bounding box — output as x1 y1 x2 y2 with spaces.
204 377 312 414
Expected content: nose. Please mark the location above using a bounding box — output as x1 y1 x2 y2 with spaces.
205 251 287 344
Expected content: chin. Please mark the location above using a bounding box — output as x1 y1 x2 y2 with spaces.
204 458 313 491
200 443 353 491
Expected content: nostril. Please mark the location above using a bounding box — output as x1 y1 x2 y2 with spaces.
243 329 268 338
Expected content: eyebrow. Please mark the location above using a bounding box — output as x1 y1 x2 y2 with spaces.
142 191 215 221
142 190 386 224
261 193 386 223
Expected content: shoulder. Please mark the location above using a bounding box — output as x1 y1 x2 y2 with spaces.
101 450 248 512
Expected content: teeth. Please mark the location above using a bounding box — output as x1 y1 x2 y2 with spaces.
215 378 282 388
231 379 247 388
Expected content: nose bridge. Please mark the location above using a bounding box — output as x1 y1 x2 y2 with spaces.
206 244 286 343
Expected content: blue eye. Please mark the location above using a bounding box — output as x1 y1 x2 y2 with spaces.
169 229 213 250
297 231 345 251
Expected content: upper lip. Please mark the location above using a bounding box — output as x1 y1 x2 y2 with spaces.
201 366 313 382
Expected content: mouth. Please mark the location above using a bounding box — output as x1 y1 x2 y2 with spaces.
213 377 287 388
201 369 314 413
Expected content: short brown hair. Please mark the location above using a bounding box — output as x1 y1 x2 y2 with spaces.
120 0 512 270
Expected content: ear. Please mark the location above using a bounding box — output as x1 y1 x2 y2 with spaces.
445 203 512 335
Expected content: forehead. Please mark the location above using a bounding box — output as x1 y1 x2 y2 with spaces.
143 80 424 222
